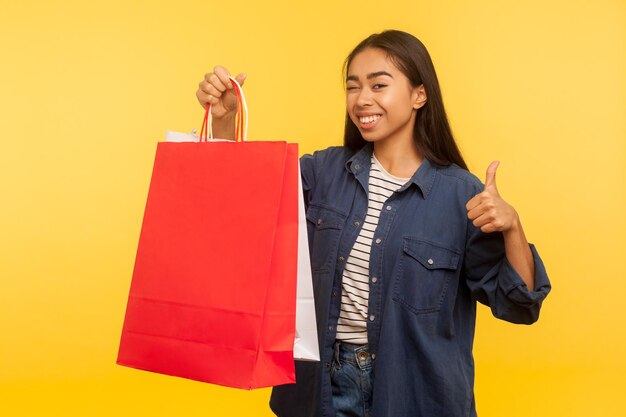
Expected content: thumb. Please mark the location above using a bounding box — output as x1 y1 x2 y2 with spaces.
485 160 500 190
235 72 247 87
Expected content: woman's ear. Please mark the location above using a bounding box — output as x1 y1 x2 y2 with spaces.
413 84 427 109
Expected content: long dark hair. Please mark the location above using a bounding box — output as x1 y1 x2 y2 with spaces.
342 30 468 170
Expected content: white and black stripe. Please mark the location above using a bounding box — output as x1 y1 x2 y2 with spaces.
336 155 409 344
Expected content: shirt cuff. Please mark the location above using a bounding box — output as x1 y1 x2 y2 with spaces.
499 243 551 307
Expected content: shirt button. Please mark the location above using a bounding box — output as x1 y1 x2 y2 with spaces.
375 238 382 244
354 220 360 226
369 315 375 321
355 164 360 170
386 205 392 211
338 256 345 261
329 325 333 331
333 290 338 297
371 353 376 360
427 258 434 265
317 218 322 225
325 362 330 368
371 277 378 283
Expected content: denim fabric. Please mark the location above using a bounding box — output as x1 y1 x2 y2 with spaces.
331 341 374 417
270 144 551 417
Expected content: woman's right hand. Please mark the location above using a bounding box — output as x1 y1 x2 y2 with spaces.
196 66 247 120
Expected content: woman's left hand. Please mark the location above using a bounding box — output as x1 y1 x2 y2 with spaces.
466 161 520 234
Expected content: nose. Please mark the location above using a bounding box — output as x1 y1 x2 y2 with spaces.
356 87 374 107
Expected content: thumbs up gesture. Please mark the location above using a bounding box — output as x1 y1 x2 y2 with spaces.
466 161 520 234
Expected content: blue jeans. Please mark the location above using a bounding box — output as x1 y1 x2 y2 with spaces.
330 341 374 417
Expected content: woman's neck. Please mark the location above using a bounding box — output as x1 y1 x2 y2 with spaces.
373 138 423 179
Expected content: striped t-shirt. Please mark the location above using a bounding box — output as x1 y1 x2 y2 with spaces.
335 155 410 344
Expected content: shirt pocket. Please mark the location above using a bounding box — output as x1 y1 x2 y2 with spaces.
393 237 461 314
305 204 347 272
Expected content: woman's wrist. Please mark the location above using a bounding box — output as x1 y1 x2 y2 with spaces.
212 113 237 140
503 211 521 237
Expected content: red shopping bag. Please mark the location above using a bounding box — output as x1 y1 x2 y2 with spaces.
117 77 299 389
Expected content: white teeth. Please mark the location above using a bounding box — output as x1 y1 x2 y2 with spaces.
359 114 381 124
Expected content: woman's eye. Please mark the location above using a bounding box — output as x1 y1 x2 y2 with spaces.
373 84 387 89
346 86 359 91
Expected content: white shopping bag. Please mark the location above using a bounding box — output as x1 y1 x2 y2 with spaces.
294 162 320 361
165 130 234 143
163 134 320 362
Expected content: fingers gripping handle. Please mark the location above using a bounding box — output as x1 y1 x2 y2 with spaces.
200 75 249 142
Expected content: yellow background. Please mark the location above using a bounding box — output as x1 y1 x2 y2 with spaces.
1 0 624 415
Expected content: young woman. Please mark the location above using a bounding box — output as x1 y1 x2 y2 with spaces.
196 30 551 417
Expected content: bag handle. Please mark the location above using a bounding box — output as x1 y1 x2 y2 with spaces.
199 75 249 142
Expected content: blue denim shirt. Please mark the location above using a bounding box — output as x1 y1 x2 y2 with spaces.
270 144 551 417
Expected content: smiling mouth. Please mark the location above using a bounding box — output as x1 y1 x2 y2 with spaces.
359 114 381 123
358 114 382 129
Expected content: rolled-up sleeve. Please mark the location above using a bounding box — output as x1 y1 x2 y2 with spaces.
463 211 552 325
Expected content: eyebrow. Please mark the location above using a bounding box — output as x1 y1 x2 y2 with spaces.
346 71 394 82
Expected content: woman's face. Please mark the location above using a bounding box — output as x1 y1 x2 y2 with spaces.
346 47 426 146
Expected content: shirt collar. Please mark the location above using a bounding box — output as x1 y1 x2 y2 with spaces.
345 143 437 199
